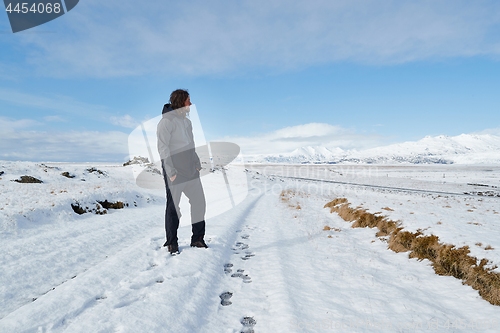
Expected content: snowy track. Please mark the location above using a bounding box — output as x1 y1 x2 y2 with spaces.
274 175 500 198
0 189 272 332
2 164 500 332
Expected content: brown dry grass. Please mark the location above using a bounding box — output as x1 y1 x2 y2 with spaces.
467 222 482 226
324 197 500 306
324 199 398 237
280 189 294 203
324 225 341 232
280 190 302 210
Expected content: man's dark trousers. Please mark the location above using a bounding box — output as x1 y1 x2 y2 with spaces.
162 169 206 246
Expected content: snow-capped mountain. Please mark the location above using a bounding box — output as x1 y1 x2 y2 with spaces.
248 134 500 164
262 146 345 164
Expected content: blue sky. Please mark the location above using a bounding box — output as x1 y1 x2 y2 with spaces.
1 0 500 162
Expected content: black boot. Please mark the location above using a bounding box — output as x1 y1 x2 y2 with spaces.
167 243 180 255
190 239 208 248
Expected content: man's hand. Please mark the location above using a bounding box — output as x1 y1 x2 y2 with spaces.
169 174 177 182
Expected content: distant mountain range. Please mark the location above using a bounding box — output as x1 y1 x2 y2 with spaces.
246 134 500 164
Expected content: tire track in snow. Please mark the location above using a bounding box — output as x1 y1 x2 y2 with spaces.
0 204 165 321
202 187 302 333
57 189 268 333
158 189 269 332
0 189 268 332
272 175 500 199
243 190 326 332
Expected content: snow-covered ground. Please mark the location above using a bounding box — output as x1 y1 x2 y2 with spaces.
1 161 500 332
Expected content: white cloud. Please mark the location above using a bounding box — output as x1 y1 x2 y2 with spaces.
216 122 384 155
44 115 67 123
0 118 128 162
0 117 40 131
110 115 139 129
0 88 108 117
0 88 135 128
15 0 500 78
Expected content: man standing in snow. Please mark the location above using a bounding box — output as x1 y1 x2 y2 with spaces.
157 89 207 255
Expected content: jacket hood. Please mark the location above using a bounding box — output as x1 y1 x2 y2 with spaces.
162 104 174 114
162 103 189 118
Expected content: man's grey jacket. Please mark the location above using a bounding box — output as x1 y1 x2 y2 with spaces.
157 104 201 180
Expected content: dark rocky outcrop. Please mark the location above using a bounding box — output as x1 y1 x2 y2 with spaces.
71 200 128 215
61 172 76 178
14 175 43 183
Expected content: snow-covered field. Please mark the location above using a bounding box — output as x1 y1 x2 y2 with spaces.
1 161 500 332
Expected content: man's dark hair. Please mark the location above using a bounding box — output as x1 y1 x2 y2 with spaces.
170 89 190 110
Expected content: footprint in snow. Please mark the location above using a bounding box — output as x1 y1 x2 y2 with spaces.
150 237 164 250
241 234 250 239
231 269 252 283
241 316 257 327
219 291 233 306
147 262 158 270
241 250 255 260
239 244 249 250
241 275 252 283
233 242 249 252
224 263 233 274
233 241 256 263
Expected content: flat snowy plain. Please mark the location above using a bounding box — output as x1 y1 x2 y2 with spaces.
1 161 500 332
